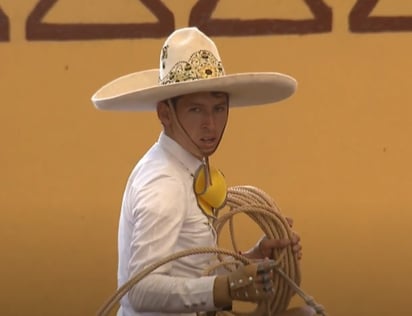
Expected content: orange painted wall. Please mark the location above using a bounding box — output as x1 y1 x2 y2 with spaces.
1 1 412 315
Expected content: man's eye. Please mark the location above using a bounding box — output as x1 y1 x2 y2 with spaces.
215 106 227 112
189 107 201 112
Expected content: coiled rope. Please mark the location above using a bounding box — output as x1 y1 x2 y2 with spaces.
214 185 327 316
96 185 327 316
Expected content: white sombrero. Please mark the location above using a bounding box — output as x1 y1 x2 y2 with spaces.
92 27 297 111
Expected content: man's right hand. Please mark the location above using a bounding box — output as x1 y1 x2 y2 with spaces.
213 259 275 307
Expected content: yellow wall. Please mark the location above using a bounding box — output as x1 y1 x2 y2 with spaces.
2 1 412 315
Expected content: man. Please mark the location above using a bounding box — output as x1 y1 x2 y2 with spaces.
92 27 313 316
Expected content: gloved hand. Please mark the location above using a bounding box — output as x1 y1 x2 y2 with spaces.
213 260 275 308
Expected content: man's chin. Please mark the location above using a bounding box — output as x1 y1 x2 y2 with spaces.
199 146 218 157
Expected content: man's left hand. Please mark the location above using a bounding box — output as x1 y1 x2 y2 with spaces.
243 216 303 260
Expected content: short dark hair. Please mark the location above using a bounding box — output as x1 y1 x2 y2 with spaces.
167 91 229 108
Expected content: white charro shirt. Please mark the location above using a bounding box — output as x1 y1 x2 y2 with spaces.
117 132 220 316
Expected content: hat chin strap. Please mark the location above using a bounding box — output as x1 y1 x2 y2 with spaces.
166 99 227 160
166 100 228 194
167 99 207 160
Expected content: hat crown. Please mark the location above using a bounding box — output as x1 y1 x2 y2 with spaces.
159 27 225 85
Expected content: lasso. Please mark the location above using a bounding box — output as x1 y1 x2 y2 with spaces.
97 185 327 316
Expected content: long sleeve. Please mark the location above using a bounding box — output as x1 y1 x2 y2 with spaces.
117 134 219 316
128 274 216 313
126 175 216 312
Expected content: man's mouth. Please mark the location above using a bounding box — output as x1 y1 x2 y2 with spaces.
200 137 216 143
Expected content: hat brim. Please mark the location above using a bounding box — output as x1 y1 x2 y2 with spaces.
92 69 297 111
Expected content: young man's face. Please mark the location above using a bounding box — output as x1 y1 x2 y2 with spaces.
159 91 229 158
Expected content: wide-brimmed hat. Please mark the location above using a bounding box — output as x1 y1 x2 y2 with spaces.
92 27 297 111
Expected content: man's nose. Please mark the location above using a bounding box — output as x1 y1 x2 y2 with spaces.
202 112 216 129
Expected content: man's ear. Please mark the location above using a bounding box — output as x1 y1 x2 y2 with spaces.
157 101 171 127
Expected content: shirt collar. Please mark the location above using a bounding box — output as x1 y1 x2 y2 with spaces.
158 132 202 175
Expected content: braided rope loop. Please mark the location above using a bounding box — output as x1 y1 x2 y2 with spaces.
214 186 327 316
